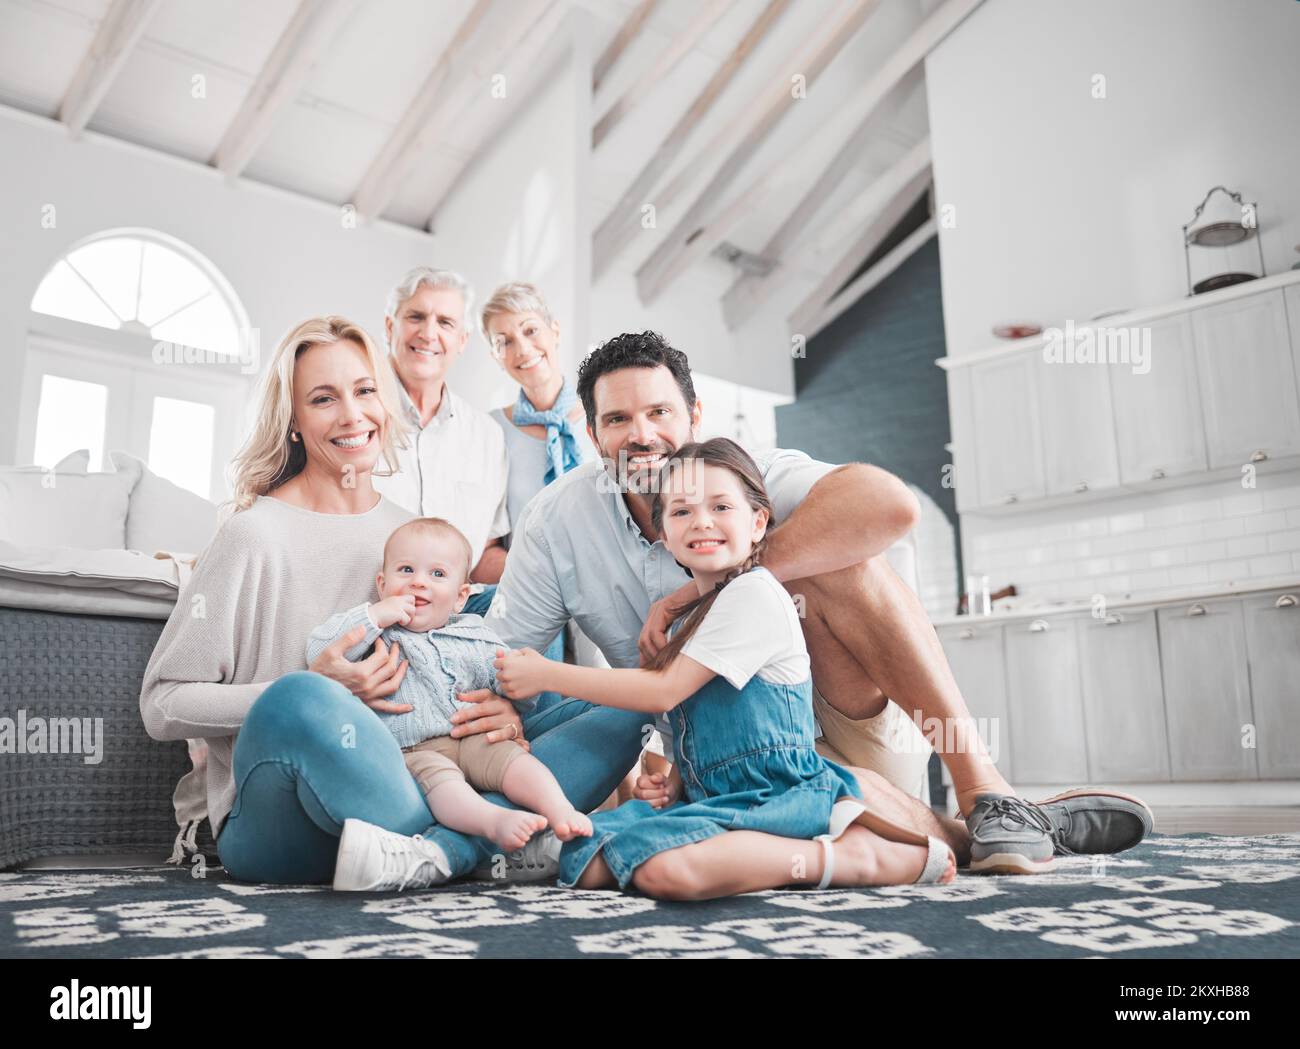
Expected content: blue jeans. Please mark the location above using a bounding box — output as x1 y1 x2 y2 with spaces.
217 671 646 884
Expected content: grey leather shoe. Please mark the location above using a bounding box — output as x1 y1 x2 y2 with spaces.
963 794 1056 875
1032 788 1155 855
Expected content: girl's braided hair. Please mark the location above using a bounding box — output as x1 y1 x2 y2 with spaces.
643 437 772 673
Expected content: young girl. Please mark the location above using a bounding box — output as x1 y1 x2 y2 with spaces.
494 438 956 900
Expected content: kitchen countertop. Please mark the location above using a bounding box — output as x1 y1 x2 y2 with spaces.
930 574 1300 628
935 267 1300 370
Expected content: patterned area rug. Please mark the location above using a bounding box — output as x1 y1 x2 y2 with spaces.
2 833 1297 958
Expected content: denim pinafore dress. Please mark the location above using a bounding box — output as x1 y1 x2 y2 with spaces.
557 667 866 891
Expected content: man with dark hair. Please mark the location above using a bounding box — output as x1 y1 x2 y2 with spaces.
416 331 1152 883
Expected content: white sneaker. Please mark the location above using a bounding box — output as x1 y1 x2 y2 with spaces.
332 818 453 892
471 829 562 883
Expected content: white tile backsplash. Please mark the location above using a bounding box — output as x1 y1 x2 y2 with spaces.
963 469 1300 601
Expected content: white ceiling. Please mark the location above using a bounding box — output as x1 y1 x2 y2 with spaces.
0 0 940 311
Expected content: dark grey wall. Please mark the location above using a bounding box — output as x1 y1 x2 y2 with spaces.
776 234 956 809
775 236 957 538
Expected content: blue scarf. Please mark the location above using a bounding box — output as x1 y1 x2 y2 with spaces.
512 380 582 485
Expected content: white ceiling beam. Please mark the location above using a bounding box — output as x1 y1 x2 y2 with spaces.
352 0 554 220
721 0 982 327
58 0 162 135
633 0 884 306
795 215 937 340
422 1 571 229
592 0 730 149
592 0 792 279
592 0 659 93
787 160 931 337
210 0 360 176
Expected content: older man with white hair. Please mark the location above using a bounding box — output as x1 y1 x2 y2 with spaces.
373 267 510 590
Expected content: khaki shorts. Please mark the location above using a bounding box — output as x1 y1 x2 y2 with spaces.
402 734 528 798
811 687 933 805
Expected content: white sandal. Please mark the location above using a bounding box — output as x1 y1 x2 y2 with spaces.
815 831 953 888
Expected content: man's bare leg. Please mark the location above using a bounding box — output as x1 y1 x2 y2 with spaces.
791 556 1014 818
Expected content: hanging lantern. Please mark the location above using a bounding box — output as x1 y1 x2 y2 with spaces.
1181 185 1266 296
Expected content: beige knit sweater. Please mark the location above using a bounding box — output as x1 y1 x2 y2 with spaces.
138 493 414 852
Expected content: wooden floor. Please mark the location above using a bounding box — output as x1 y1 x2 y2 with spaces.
1148 806 1300 835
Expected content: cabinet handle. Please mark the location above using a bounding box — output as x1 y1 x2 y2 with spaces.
959 627 975 640
1277 594 1298 609
1187 603 1207 617
1003 493 1019 505
1250 450 1269 463
1028 619 1050 632
1104 614 1124 625
1151 468 1166 480
1074 481 1089 493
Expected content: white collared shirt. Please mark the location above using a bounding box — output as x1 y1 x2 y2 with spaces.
371 372 510 569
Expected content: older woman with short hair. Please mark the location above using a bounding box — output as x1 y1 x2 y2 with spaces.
481 282 596 534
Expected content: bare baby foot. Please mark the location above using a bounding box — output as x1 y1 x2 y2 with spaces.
547 809 594 842
830 825 956 887
488 810 548 851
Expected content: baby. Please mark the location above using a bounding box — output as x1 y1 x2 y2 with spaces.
307 517 592 850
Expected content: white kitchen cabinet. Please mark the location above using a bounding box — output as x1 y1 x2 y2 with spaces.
1286 283 1300 412
945 367 980 512
970 352 1046 508
936 622 1012 782
1108 313 1209 484
1034 343 1120 496
1157 599 1257 780
1003 616 1089 784
1076 609 1171 782
1191 290 1300 469
1242 589 1300 778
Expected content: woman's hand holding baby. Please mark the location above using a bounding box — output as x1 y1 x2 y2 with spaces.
309 628 412 713
493 647 553 703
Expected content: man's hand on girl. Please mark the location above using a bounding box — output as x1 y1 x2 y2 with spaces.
634 771 679 809
638 582 696 664
451 688 529 750
493 647 552 702
309 628 413 712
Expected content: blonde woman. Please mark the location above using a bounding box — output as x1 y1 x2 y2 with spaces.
481 282 596 534
139 315 646 888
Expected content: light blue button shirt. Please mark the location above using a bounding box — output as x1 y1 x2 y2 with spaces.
486 448 838 670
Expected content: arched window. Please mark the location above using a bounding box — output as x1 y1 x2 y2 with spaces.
30 228 248 357
21 229 250 502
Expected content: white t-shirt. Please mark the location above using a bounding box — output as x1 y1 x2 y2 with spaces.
655 567 810 751
679 567 810 687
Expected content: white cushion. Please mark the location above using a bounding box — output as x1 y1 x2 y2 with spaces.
0 452 138 549
109 450 218 557
0 540 184 598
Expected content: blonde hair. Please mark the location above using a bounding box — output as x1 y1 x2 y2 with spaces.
382 518 474 583
226 316 409 513
479 281 555 346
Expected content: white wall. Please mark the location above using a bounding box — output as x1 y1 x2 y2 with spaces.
926 0 1300 358
0 106 436 466
590 266 800 402
430 8 593 414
